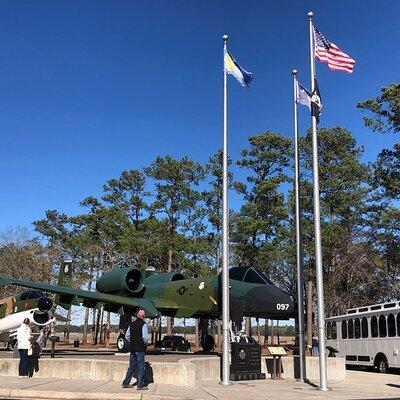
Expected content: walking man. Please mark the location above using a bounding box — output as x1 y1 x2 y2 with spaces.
122 309 148 390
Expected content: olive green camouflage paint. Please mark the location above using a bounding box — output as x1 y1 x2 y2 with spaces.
0 267 295 321
0 294 42 319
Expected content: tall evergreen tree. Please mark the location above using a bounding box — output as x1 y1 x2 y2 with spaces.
300 126 376 314
358 83 400 299
145 156 205 334
357 83 400 133
232 132 291 274
145 156 205 272
102 170 149 227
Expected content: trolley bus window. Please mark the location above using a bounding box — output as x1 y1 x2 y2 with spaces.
361 317 368 338
332 321 337 339
379 315 387 338
355 318 361 339
388 314 396 337
342 320 347 339
397 314 400 336
348 319 354 339
371 316 378 338
327 322 331 339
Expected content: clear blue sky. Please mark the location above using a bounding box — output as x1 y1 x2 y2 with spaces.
0 0 399 233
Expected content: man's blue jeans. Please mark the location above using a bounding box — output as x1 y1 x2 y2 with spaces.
123 351 146 388
312 347 319 357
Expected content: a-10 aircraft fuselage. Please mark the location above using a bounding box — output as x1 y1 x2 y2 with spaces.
146 273 294 321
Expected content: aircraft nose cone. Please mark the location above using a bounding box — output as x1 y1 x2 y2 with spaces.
244 286 295 318
38 297 53 311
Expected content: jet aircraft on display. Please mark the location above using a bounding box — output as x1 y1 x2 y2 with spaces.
0 265 295 350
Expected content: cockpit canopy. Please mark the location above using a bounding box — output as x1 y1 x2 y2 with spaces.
19 290 46 300
229 266 273 285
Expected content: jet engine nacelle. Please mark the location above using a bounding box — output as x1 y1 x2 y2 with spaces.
0 309 53 332
145 271 185 285
96 267 145 295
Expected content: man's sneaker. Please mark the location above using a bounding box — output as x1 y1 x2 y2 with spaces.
137 387 148 391
121 383 130 388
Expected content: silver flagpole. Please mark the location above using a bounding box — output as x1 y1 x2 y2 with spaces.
220 33 231 386
292 69 306 383
307 11 330 391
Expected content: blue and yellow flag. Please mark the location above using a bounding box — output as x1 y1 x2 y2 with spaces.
224 49 253 87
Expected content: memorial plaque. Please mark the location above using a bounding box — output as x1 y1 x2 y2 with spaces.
229 339 266 381
267 346 286 356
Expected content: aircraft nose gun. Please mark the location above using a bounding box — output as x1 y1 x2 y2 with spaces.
38 297 53 312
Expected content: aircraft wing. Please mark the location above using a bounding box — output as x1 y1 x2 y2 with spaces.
0 276 159 317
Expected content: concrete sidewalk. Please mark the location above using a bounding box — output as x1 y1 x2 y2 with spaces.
0 370 399 400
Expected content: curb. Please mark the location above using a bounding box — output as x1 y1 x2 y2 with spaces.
0 358 199 387
0 388 190 400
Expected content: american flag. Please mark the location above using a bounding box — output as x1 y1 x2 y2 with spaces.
313 27 355 73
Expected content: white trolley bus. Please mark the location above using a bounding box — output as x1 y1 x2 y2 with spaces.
325 301 400 373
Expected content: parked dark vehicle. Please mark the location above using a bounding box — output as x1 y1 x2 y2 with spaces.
154 335 191 352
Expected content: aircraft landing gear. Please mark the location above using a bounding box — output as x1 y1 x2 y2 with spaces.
230 317 254 344
199 318 215 352
116 314 131 353
116 333 130 353
198 317 248 352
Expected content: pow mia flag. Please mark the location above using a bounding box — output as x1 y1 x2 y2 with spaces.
311 78 323 123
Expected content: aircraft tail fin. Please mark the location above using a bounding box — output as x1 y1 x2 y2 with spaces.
56 259 73 308
57 259 73 287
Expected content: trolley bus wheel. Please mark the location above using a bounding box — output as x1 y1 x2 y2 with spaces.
378 359 388 373
375 355 388 374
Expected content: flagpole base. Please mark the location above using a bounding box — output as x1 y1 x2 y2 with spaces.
316 386 332 391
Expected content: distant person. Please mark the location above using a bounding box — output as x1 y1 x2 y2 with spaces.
17 318 32 378
311 335 319 357
103 323 111 348
122 309 149 391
